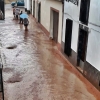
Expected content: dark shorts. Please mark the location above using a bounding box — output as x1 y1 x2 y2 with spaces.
16 15 18 19
24 24 28 26
13 12 15 15
20 18 23 21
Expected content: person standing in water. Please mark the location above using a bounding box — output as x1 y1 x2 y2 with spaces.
23 18 29 31
13 6 15 18
19 11 23 24
15 8 20 20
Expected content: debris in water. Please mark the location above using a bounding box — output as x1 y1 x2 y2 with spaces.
6 72 22 83
6 45 17 49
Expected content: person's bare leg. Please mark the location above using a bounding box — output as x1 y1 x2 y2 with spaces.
25 26 26 31
26 27 27 31
25 26 27 31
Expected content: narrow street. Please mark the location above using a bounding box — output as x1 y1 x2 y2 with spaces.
0 5 99 100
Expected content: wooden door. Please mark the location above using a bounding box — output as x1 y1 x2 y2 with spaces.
79 0 90 25
38 3 41 23
77 27 88 65
53 11 59 43
64 19 73 57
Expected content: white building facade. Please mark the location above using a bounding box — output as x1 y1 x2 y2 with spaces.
62 0 100 90
24 0 31 14
31 0 63 45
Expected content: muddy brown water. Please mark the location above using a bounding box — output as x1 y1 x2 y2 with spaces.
0 4 99 100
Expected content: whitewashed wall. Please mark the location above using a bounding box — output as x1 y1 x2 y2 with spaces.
63 0 100 71
86 0 100 71
24 0 30 11
31 0 37 19
41 0 62 43
86 27 100 71
62 15 79 52
62 0 81 52
89 0 100 26
64 0 81 21
86 24 100 71
27 0 30 11
24 0 27 9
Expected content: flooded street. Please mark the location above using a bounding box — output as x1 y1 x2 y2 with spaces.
0 5 99 100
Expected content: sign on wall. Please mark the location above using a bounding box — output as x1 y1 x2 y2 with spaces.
67 0 79 6
0 0 5 20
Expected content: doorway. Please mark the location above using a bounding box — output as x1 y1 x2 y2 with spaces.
38 3 41 23
64 19 73 57
33 1 35 17
77 25 88 67
53 10 59 43
79 0 90 25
